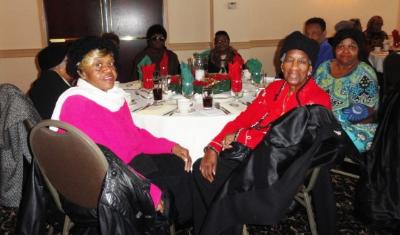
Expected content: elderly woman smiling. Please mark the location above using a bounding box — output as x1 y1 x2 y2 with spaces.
51 36 193 225
192 31 335 235
315 28 379 153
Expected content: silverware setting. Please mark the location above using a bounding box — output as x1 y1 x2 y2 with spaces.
135 90 149 99
132 103 151 112
162 108 177 116
215 102 231 114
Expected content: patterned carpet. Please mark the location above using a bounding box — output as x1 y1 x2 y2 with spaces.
246 171 388 235
0 206 17 235
0 170 393 235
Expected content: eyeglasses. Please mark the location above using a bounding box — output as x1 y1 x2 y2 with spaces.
283 57 310 67
151 36 165 42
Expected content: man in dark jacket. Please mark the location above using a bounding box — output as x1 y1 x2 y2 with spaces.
29 42 74 119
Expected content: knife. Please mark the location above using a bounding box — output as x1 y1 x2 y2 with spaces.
162 108 177 116
132 103 151 112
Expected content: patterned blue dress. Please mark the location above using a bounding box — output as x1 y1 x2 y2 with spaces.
315 61 379 153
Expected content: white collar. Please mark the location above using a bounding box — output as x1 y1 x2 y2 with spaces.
52 79 126 120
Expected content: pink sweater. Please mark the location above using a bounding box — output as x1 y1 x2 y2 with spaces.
58 95 176 207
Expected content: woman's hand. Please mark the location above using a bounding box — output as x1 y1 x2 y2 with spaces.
222 133 236 150
199 148 218 182
172 144 192 172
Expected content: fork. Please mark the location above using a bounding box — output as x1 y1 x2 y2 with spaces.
215 102 231 114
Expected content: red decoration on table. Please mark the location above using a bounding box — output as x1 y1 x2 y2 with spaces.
142 64 155 89
170 75 181 84
209 73 230 81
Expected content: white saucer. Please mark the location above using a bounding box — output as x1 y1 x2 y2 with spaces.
175 108 195 114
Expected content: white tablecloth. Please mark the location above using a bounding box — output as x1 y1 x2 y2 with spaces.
124 81 257 161
369 51 389 73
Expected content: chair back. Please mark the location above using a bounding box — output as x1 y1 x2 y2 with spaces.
29 120 108 209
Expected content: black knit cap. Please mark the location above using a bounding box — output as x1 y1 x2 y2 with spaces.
66 36 119 79
280 31 320 67
331 28 366 60
146 24 167 39
37 42 69 70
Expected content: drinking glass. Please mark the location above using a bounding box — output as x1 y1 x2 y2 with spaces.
202 87 213 109
142 73 154 100
152 79 163 105
182 80 194 98
230 78 243 107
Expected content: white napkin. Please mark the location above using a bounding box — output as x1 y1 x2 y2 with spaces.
219 102 247 114
138 104 177 115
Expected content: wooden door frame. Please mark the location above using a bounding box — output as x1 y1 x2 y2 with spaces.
37 0 48 47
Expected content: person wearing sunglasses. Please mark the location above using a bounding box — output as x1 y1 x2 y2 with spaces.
132 24 180 80
207 30 244 73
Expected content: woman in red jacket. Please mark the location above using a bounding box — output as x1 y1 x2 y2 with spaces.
193 31 332 235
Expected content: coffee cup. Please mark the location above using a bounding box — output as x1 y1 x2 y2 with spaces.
177 98 193 113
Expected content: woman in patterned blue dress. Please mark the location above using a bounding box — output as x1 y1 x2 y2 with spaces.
315 29 379 153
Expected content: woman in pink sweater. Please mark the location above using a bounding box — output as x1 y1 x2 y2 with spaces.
52 36 193 225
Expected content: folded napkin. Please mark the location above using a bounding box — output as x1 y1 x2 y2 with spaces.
229 61 241 87
245 59 262 84
142 64 156 89
219 102 247 114
137 104 177 115
137 55 152 80
180 63 194 96
198 49 210 60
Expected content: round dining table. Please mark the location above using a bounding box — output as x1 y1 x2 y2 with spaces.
122 80 258 162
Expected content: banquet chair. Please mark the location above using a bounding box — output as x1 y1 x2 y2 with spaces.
28 120 175 235
29 120 108 234
293 166 321 235
242 167 321 235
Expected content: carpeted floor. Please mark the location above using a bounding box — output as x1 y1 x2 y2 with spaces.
246 171 389 235
0 171 393 235
0 206 17 235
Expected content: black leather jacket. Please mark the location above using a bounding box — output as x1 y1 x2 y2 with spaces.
199 105 357 235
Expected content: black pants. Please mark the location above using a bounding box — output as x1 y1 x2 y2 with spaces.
192 157 242 235
130 154 193 225
311 166 337 235
192 158 337 235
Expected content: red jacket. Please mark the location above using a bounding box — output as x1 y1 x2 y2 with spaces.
208 79 332 152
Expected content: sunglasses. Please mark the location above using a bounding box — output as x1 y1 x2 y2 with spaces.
151 36 165 41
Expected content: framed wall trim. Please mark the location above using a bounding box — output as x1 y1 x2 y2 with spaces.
0 49 40 58
0 39 281 58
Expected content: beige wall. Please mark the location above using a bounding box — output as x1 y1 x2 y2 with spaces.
0 0 44 92
1 0 400 92
170 0 400 75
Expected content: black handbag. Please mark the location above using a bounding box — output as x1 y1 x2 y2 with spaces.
219 142 251 162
